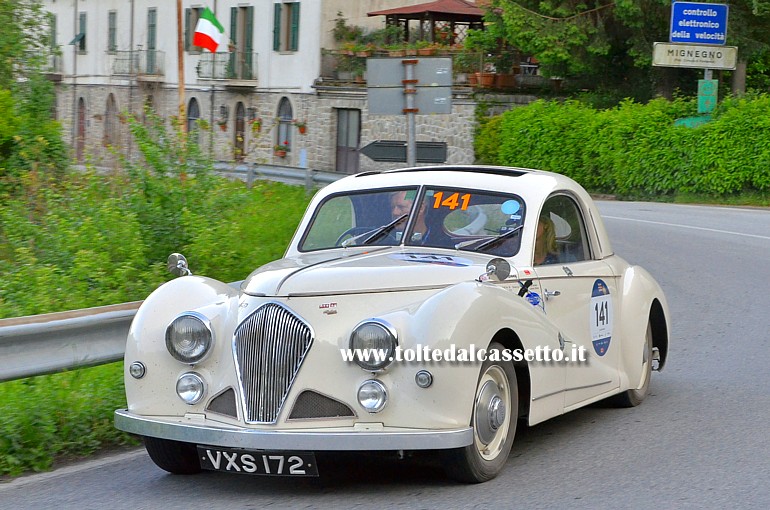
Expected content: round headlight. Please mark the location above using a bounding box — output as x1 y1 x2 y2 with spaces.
165 312 213 364
176 372 206 405
349 320 398 371
357 379 388 413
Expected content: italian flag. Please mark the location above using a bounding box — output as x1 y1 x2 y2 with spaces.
193 7 225 53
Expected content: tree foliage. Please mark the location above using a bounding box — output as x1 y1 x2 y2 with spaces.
489 0 770 98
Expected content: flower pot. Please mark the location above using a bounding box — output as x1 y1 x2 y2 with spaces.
388 49 406 57
297 125 307 135
468 72 478 87
495 73 517 89
274 149 287 158
218 124 227 131
478 72 495 88
417 47 436 56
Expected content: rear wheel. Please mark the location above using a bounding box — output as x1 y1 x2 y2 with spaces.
143 436 201 474
610 321 653 408
444 342 518 483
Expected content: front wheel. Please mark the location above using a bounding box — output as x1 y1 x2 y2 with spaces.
143 436 201 474
443 342 518 483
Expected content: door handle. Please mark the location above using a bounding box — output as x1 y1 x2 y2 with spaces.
544 289 561 299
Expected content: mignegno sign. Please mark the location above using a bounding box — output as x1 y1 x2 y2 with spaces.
652 42 737 70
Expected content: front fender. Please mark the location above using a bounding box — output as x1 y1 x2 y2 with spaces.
375 281 565 427
617 265 670 390
124 276 240 416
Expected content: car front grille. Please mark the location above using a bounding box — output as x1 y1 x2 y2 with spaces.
233 303 313 424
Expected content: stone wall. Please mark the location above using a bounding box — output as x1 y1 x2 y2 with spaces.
54 83 491 173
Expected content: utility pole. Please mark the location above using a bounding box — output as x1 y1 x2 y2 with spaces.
177 0 186 132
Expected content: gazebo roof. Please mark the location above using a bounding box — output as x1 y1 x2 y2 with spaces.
367 0 485 20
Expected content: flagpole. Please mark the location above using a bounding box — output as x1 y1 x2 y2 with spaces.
177 0 186 133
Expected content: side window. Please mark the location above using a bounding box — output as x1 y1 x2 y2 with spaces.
535 195 590 265
273 2 300 52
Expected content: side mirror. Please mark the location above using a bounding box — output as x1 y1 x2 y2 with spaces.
167 253 192 277
482 258 511 282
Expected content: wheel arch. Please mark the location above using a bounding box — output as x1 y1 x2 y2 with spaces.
649 298 669 370
489 328 530 421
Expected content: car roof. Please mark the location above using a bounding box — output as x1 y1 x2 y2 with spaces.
294 165 614 260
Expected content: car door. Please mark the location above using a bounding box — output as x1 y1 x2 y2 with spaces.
532 194 620 409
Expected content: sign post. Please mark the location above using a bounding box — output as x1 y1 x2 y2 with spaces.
652 2 733 127
367 57 452 166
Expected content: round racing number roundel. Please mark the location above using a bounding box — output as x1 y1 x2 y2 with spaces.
590 279 613 356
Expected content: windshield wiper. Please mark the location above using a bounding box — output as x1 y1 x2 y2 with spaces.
341 214 408 247
454 225 523 252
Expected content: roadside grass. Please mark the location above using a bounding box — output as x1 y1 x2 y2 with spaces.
0 171 313 477
0 363 135 477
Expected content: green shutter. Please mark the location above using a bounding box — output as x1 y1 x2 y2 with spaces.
245 7 254 52
184 8 191 51
290 3 300 51
273 3 281 51
230 7 237 44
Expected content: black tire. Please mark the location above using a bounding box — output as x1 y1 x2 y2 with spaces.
143 436 202 475
443 342 518 483
609 321 653 408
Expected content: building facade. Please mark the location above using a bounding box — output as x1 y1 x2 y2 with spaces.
43 0 479 174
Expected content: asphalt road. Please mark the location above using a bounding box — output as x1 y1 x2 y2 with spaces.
2 201 769 509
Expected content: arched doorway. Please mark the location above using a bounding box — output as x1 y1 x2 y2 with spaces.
104 93 118 147
188 97 200 136
234 101 245 161
276 97 293 155
76 97 86 162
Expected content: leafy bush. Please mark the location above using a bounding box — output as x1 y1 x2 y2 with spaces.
478 93 770 197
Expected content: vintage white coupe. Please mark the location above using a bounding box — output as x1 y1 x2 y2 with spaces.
115 165 669 483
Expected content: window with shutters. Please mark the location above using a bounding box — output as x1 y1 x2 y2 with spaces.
229 6 255 79
108 11 117 53
77 12 87 53
184 7 204 52
273 2 300 52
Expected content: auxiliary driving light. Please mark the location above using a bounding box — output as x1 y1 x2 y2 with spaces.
176 372 206 405
357 379 388 413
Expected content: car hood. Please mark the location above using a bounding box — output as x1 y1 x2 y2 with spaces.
241 247 504 297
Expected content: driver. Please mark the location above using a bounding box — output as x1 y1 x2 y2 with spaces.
390 190 428 242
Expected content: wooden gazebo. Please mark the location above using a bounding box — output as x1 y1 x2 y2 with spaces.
367 0 486 45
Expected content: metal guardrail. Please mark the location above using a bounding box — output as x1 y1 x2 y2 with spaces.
0 167 343 383
0 302 140 383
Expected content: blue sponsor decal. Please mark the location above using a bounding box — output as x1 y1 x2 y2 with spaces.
391 253 473 267
525 291 542 308
590 279 613 356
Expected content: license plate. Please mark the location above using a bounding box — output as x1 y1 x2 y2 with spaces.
197 446 318 476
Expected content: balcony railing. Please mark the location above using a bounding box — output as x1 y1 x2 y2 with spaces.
197 51 258 82
111 50 165 78
319 48 547 90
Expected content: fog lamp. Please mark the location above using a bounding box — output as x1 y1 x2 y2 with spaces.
357 380 388 413
176 372 206 405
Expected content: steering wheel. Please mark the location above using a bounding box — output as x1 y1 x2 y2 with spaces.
335 226 376 246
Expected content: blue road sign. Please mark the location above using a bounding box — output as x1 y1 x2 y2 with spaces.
670 2 728 45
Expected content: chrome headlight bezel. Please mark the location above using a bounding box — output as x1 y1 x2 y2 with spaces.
176 372 206 405
165 311 214 365
349 319 398 371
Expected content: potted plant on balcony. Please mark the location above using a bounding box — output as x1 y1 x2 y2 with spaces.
293 119 307 135
274 142 288 157
216 117 228 131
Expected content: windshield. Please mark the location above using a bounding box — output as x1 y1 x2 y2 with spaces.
299 186 526 257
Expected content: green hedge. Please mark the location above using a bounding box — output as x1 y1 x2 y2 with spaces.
477 94 770 196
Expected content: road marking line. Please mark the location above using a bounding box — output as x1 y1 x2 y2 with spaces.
602 215 770 241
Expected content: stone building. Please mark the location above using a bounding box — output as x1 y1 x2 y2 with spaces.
42 1 504 174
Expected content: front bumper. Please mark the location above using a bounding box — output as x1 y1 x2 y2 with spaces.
115 409 473 451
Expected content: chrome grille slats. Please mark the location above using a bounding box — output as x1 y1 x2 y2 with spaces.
233 303 313 424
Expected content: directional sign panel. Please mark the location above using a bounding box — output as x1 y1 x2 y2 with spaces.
652 42 737 70
360 140 447 163
670 2 728 45
367 57 453 115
